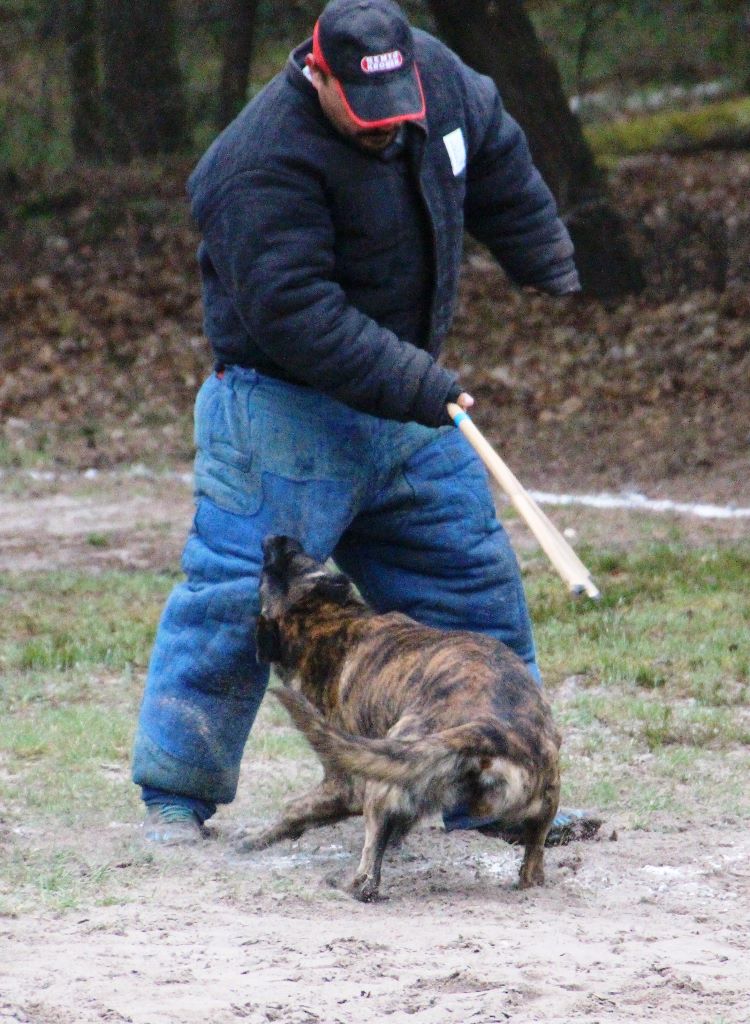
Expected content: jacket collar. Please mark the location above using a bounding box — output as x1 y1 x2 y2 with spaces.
286 39 317 99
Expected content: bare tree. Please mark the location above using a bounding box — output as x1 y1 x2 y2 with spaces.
101 0 190 160
218 0 261 128
428 0 644 298
63 0 103 160
574 0 616 97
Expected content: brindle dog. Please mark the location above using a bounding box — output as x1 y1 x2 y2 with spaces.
240 534 562 901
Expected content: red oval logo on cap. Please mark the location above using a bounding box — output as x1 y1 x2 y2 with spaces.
361 50 404 74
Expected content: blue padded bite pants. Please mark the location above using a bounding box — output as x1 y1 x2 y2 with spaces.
132 367 538 822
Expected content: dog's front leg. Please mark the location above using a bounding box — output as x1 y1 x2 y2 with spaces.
236 775 362 853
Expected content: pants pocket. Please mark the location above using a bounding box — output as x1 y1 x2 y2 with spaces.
194 374 261 516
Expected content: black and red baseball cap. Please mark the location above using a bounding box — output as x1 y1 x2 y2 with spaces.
312 0 426 129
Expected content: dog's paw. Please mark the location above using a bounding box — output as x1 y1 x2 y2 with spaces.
518 866 545 889
234 819 307 853
235 830 276 853
349 875 383 903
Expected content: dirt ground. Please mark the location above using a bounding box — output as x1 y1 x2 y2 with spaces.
2 816 749 1024
1 468 749 1024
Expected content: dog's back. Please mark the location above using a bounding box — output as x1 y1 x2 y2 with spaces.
328 612 560 765
274 612 561 895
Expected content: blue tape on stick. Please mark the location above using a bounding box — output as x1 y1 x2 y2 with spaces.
453 411 469 425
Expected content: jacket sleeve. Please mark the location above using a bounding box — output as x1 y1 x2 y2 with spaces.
462 73 580 295
193 167 458 426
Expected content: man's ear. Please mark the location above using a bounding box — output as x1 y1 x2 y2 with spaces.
305 53 323 90
312 574 352 606
256 615 282 664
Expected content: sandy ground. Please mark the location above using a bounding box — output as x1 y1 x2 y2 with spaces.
1 468 749 1024
2 816 749 1024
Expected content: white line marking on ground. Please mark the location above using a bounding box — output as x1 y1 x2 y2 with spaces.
529 490 750 521
2 467 749 521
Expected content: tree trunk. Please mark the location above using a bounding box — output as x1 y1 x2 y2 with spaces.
101 0 189 160
428 0 644 298
217 0 261 128
64 0 103 160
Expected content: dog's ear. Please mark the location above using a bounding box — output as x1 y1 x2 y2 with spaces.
255 615 282 664
312 573 352 606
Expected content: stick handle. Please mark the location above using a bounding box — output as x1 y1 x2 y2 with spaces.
447 404 600 599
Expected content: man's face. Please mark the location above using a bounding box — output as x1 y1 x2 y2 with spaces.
308 62 399 152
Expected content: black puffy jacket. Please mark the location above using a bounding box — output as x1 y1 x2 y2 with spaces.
187 30 579 427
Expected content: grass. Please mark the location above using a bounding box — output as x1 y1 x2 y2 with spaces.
585 96 750 161
524 542 750 826
529 544 750 699
0 571 175 675
0 435 55 472
0 541 748 911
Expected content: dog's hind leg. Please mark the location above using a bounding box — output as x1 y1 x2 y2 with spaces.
236 775 362 852
349 781 416 902
518 780 560 889
517 819 548 889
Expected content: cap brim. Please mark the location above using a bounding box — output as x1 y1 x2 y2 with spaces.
336 64 425 129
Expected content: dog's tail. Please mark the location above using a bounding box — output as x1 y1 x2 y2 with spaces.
272 686 495 791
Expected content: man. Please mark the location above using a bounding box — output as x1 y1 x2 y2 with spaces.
133 0 599 846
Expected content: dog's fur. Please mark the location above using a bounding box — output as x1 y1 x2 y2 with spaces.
240 535 561 901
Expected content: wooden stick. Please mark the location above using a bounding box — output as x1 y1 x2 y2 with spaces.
447 404 600 599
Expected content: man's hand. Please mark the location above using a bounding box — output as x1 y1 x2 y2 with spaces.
444 389 474 425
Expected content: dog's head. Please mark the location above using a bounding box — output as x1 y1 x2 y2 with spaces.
256 535 355 666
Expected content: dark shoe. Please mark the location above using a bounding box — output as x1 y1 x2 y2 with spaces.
143 804 204 846
478 808 603 847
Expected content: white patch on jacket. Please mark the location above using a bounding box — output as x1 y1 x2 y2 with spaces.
443 128 466 176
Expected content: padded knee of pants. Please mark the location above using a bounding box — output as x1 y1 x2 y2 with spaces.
132 728 241 805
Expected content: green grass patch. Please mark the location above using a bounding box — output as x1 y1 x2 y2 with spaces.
0 570 176 675
0 435 55 471
0 571 176 851
531 543 750 702
1 847 114 913
529 541 750 826
586 96 750 160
